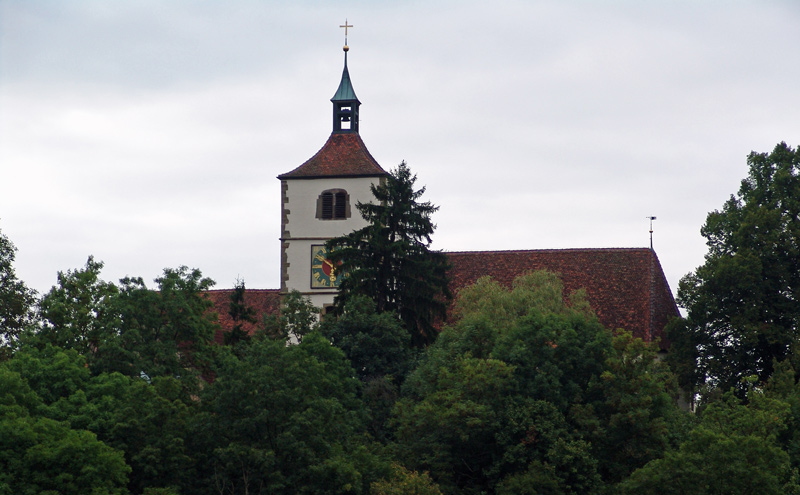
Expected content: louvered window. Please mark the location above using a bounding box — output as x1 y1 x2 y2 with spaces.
334 192 347 218
321 192 334 218
317 189 349 220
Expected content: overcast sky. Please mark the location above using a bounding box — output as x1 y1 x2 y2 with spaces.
1 0 799 304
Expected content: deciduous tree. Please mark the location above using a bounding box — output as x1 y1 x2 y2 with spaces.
0 227 36 355
38 256 119 356
0 365 131 495
93 266 218 380
620 387 800 495
394 271 681 494
194 331 382 495
673 142 800 397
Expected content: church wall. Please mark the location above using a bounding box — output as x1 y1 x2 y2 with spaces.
283 177 376 238
281 176 382 310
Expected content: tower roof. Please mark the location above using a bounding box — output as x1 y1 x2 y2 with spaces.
277 132 388 179
331 53 360 103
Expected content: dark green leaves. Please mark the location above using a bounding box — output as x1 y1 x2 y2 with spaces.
675 142 800 397
327 162 451 346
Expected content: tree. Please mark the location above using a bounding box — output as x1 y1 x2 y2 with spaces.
320 296 414 441
0 366 131 495
321 295 412 382
261 289 319 343
2 343 199 494
193 332 383 495
393 271 681 494
571 331 682 484
620 387 800 495
673 142 800 397
393 272 606 495
327 162 451 347
223 278 257 347
92 266 219 381
38 256 119 356
0 227 36 355
371 464 444 495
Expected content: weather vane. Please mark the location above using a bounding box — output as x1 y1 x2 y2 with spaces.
646 216 657 250
340 19 353 51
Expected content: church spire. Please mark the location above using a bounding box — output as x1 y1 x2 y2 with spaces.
331 20 360 133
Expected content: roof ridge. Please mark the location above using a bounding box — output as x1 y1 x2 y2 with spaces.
444 247 652 255
204 288 280 293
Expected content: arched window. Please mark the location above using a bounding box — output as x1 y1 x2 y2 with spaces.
316 189 350 220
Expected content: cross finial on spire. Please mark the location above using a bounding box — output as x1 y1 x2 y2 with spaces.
340 19 353 37
340 19 352 51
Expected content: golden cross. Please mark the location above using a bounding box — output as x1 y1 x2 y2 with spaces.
340 19 353 36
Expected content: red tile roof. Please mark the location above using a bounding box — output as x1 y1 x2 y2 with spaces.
202 289 281 345
207 249 677 350
278 132 388 179
445 248 678 349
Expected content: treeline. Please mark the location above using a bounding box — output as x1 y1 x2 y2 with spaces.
1 143 799 494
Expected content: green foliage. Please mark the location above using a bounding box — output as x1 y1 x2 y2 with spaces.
35 259 220 383
0 414 131 495
620 388 800 495
572 331 682 483
327 162 451 347
393 270 681 494
763 361 800 475
393 355 516 494
224 278 257 346
674 142 800 396
1 344 196 494
80 374 196 494
371 464 444 495
0 365 131 495
194 331 382 495
93 266 218 380
3 345 90 414
38 256 119 356
495 461 562 495
262 289 319 342
320 296 414 441
0 227 36 355
321 295 412 382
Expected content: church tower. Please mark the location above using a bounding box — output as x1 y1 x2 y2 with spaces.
277 32 388 312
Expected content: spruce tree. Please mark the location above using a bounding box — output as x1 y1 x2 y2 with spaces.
327 162 451 346
224 278 256 346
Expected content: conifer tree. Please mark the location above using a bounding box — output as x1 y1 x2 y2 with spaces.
224 278 256 346
327 162 451 346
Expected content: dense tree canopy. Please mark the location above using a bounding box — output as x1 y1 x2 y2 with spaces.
36 260 220 382
193 332 385 495
37 256 119 356
673 142 800 397
393 271 681 495
621 383 800 495
0 227 36 355
7 140 800 495
326 162 451 346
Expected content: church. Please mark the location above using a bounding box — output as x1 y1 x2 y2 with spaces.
206 38 678 350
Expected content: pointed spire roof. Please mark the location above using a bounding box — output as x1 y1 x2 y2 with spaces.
331 52 360 103
278 21 386 180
